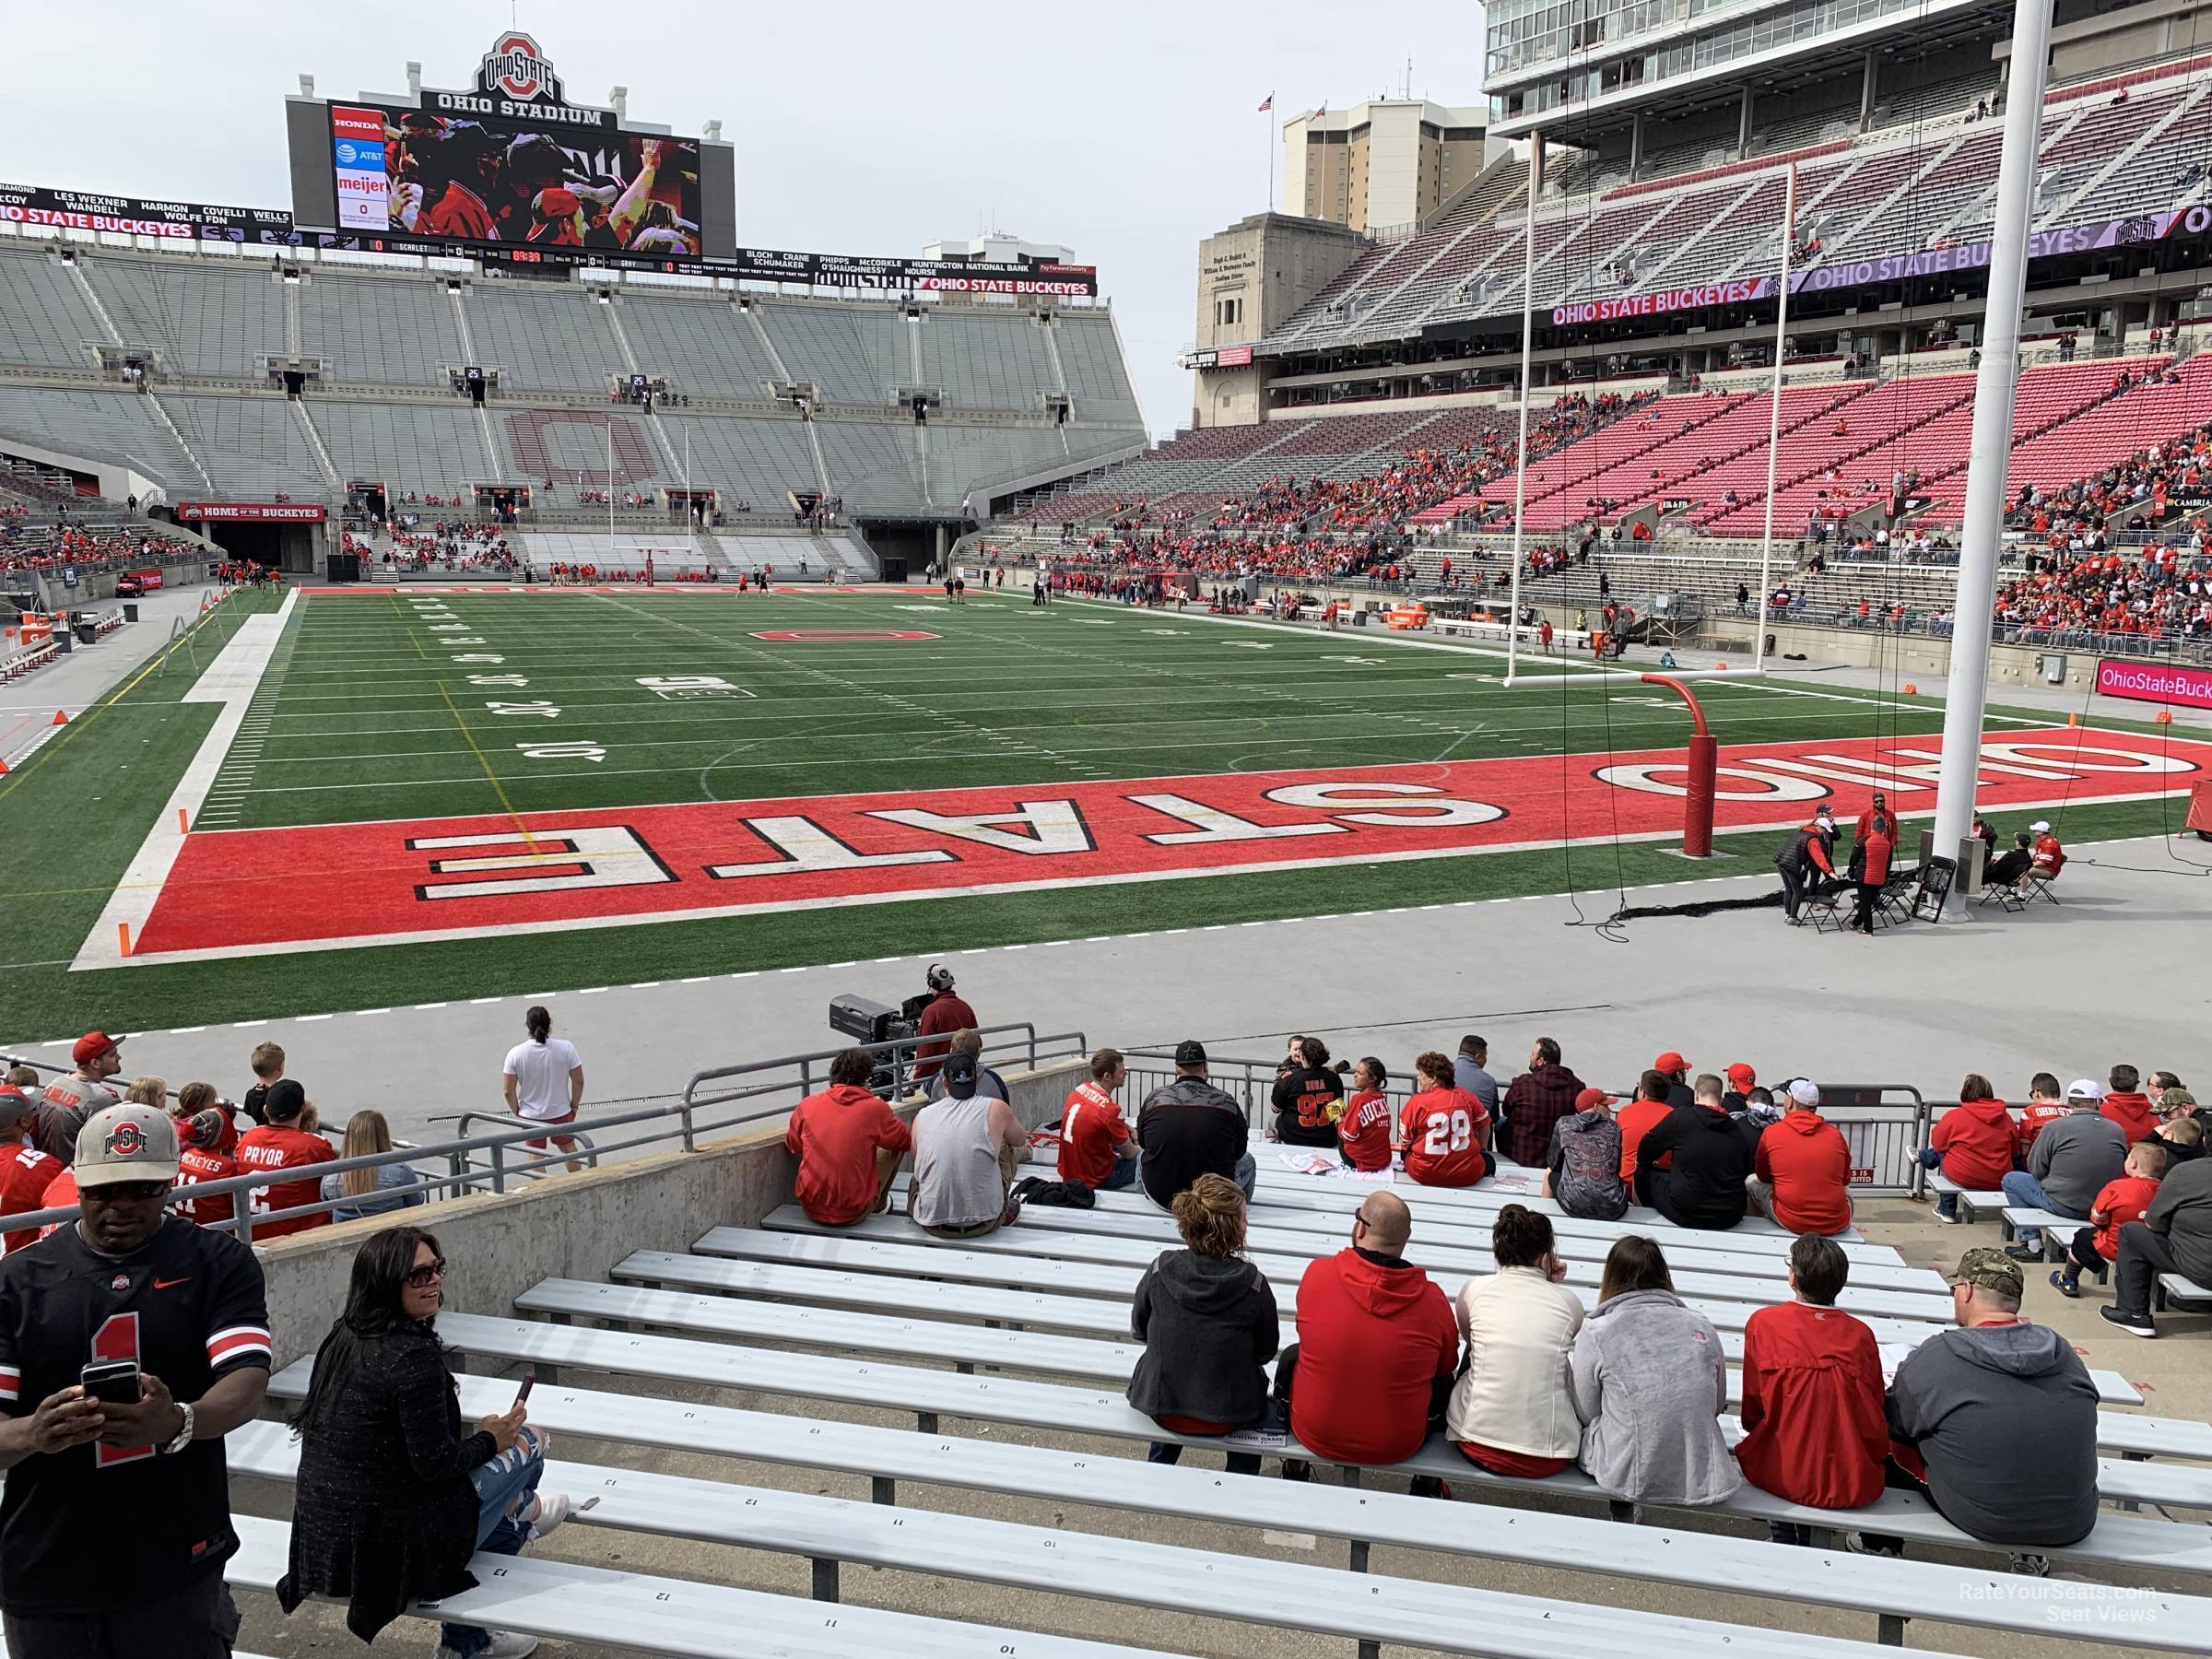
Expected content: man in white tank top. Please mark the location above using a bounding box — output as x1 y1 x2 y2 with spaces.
908 1053 1027 1238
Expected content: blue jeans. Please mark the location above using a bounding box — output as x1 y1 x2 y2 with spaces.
1097 1158 1139 1192
2000 1170 2082 1251
1916 1147 1956 1218
441 1427 548 1657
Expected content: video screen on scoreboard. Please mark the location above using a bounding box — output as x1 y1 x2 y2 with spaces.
330 105 701 256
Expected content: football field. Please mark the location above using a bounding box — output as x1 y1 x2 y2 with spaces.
4 582 2206 1039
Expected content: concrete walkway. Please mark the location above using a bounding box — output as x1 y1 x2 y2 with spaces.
25 830 2206 1155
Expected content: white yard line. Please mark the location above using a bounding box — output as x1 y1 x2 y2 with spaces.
70 590 298 971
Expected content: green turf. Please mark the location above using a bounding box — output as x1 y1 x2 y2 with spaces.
0 586 2194 1040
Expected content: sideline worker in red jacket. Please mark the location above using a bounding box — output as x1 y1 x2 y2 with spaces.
1750 1080 1855 1235
1275 1192 1458 1484
1851 811 1895 935
1735 1235 1887 1541
911 964 978 1085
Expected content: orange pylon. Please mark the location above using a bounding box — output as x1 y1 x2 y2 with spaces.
2155 709 2174 725
50 710 67 726
0 759 9 775
1902 682 1918 696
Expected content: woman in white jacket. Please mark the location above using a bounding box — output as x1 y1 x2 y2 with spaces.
1570 1234 1742 1512
1445 1204 1585 1477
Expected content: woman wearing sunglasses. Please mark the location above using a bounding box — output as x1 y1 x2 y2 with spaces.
276 1227 574 1659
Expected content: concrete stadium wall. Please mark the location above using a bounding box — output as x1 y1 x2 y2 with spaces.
253 1057 1090 1367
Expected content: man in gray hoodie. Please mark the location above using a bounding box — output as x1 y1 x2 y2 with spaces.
2001 1081 2125 1258
1882 1248 2099 1563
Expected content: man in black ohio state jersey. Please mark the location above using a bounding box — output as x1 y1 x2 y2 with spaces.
0 1103 271 1658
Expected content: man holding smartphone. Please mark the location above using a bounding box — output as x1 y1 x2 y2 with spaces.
0 1103 272 1657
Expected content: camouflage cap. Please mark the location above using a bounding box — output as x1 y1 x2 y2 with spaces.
1947 1246 2023 1298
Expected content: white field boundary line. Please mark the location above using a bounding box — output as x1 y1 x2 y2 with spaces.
75 775 2198 971
71 590 298 972
1060 597 1618 674
11 822 2196 1040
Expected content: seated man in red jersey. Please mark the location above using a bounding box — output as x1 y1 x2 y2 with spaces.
1058 1048 1138 1192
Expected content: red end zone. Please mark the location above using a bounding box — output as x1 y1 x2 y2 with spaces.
122 727 2212 961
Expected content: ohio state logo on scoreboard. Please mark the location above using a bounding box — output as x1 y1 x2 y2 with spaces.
477 32 562 103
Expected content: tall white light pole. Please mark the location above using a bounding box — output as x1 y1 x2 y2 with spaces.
1931 0 2053 883
1753 164 1798 676
1505 133 1542 685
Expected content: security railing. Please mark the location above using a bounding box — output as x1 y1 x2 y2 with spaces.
4 1023 1086 1244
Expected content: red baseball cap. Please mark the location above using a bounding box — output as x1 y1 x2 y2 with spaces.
1726 1062 1757 1089
1653 1051 1690 1076
72 1030 122 1066
1573 1088 1614 1112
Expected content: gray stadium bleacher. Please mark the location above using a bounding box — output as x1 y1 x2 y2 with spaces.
300 269 467 385
756 302 910 406
78 253 285 377
318 402 494 491
0 242 108 369
618 291 783 399
0 237 1145 523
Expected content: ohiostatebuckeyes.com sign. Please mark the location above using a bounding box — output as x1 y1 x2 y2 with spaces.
2095 658 2212 712
112 726 2212 962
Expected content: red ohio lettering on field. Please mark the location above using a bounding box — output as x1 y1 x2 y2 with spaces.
122 727 2211 960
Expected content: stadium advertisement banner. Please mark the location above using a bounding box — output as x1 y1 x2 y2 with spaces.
175 501 327 524
1554 205 2212 324
2095 658 2212 711
0 182 295 244
121 726 2212 960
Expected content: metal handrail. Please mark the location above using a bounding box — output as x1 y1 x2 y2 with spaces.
7 1029 1089 1245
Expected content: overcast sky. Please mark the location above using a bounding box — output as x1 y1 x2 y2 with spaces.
3 0 1488 438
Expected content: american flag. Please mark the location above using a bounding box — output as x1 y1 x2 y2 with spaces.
1258 92 1273 112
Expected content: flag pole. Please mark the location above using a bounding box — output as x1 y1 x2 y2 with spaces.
1504 132 1541 688
1753 161 1796 677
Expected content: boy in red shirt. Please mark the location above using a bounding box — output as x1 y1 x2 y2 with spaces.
233 1078 336 1238
1919 1074 2016 1221
1336 1057 1394 1173
784 1048 914 1223
1059 1049 1137 1190
1735 1235 1887 1539
1398 1051 1492 1187
2051 1141 2164 1298
2012 1073 2068 1160
2099 1064 2159 1144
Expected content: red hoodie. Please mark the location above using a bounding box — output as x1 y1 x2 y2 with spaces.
784 1083 913 1225
1288 1248 1457 1465
2101 1092 2159 1144
1734 1300 1887 1509
1929 1098 2015 1191
1754 1111 1854 1234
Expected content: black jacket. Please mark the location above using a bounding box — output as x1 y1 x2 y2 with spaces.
276 1321 499 1642
1638 1104 1754 1230
1136 1077 1248 1206
1126 1248 1279 1427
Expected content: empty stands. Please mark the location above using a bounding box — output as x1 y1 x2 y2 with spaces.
0 239 1144 523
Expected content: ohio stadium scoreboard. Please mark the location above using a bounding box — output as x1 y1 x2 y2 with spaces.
280 31 1099 295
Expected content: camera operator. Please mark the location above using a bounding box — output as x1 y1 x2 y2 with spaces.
910 965 977 1088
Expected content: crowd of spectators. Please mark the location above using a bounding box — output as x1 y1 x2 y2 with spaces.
1019 395 1630 587
0 521 197 579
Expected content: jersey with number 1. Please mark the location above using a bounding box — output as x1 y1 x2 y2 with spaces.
1400 1086 1490 1186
